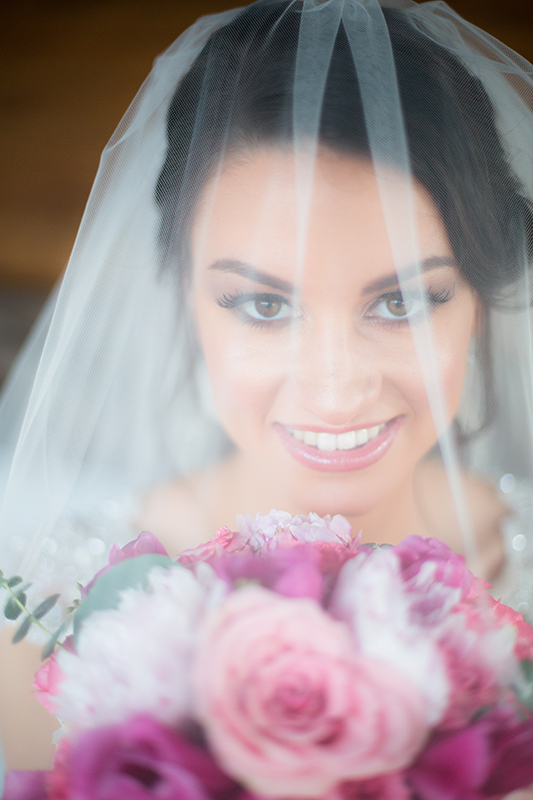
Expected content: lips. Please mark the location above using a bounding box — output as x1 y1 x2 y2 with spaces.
274 417 403 472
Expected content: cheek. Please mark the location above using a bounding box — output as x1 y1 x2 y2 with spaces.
394 313 474 430
195 304 288 443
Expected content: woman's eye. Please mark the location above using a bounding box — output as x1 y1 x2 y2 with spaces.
369 291 422 321
245 295 291 320
217 292 295 324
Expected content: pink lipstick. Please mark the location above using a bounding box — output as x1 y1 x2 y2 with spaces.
274 417 403 472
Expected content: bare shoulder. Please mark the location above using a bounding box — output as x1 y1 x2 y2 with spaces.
414 458 509 581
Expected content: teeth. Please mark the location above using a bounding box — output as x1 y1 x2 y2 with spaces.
337 430 356 450
356 428 368 446
289 423 386 451
316 433 336 451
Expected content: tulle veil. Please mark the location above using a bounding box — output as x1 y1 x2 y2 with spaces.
0 0 533 629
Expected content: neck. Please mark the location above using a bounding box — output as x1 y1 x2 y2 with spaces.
223 451 427 546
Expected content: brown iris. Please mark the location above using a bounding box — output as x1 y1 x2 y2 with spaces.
386 293 412 317
255 296 283 318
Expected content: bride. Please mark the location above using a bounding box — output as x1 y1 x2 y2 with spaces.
1 0 533 784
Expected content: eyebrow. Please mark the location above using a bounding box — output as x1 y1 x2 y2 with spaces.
209 254 458 296
361 255 458 294
209 260 294 293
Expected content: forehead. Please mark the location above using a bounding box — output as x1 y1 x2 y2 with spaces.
191 147 452 290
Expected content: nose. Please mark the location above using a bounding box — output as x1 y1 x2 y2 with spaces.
288 319 382 426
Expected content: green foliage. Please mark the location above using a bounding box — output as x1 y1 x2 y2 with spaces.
73 554 174 642
12 616 33 644
1 572 69 657
33 594 60 620
42 619 70 661
517 658 533 711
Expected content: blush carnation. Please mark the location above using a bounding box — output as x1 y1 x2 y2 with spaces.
331 548 449 725
437 614 515 729
55 564 225 730
394 536 471 599
195 586 427 797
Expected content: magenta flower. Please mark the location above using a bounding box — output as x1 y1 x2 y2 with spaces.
81 531 168 598
409 709 533 799
210 545 325 601
2 771 48 800
45 715 241 800
395 536 471 599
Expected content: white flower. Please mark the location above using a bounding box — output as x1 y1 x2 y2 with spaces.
331 548 449 725
56 563 225 730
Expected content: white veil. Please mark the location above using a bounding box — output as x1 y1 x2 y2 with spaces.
1 0 533 624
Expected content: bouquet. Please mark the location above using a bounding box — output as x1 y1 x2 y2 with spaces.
2 510 533 800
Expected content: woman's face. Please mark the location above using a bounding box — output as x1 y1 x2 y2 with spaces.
190 148 478 519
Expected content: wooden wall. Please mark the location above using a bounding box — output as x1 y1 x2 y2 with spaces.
1 0 532 287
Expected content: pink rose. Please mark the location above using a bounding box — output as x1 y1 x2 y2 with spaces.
195 586 427 797
81 531 168 598
325 774 411 800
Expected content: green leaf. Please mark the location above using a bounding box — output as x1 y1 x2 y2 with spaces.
32 594 60 620
4 592 26 621
6 576 23 588
516 659 533 710
41 620 70 661
73 554 174 642
12 616 32 644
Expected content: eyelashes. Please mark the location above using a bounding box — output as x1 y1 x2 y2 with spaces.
366 285 456 326
216 291 296 327
216 284 456 328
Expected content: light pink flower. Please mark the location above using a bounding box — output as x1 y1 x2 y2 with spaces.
178 511 359 585
179 526 247 567
33 636 76 715
237 510 355 550
195 586 427 798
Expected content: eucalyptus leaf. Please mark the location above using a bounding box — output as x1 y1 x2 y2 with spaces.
6 576 23 588
32 594 60 620
4 599 22 621
73 554 174 642
4 592 26 621
12 616 32 644
41 620 70 661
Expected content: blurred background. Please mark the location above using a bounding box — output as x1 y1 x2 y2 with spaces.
0 0 532 382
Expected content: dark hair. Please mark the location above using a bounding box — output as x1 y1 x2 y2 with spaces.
156 0 533 306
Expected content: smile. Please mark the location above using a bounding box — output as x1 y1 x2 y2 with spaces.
274 417 403 472
287 424 386 451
